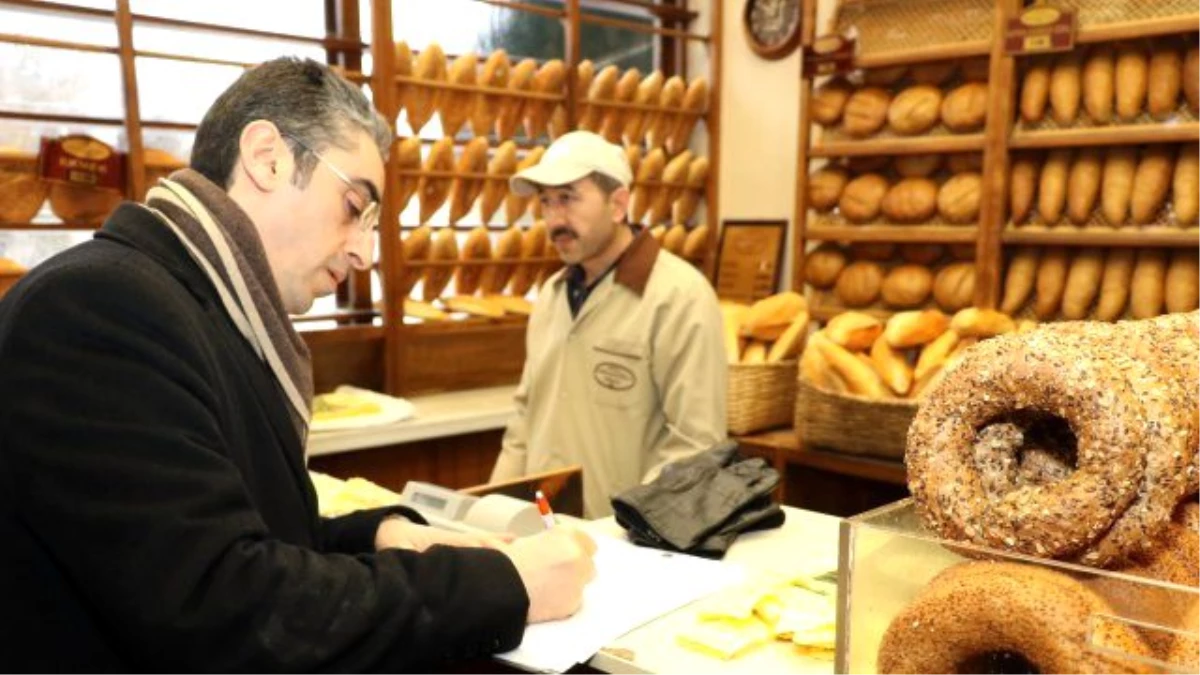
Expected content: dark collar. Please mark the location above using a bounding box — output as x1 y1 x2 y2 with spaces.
557 226 660 297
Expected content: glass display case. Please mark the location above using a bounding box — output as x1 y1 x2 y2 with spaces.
835 498 1199 674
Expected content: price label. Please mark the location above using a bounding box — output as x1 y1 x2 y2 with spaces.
1004 4 1076 55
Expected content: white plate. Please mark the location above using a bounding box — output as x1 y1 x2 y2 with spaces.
310 385 415 433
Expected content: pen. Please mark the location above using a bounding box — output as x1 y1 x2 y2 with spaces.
534 490 556 530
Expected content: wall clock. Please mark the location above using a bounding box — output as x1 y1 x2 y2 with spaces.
743 0 802 61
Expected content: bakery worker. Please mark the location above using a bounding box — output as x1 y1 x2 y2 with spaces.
0 56 595 672
489 131 728 518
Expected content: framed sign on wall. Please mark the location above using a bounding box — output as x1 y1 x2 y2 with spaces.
713 219 787 304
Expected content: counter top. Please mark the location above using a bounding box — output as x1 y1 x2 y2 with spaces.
586 506 843 674
306 385 518 457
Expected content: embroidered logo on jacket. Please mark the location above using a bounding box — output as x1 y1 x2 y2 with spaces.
593 362 636 391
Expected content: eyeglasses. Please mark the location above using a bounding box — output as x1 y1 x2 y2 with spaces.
286 135 380 233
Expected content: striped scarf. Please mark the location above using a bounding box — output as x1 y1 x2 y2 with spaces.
143 169 313 440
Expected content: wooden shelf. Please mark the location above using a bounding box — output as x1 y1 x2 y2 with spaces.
1075 13 1200 45
806 225 977 244
1003 226 1200 248
394 75 565 102
811 134 986 157
1010 122 1200 149
854 41 991 69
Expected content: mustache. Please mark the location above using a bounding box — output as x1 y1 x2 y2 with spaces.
550 226 577 239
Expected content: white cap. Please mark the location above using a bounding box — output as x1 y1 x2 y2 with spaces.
509 130 632 197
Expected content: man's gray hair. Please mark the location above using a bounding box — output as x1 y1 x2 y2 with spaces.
191 56 392 189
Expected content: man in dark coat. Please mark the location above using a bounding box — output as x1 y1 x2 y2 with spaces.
0 56 594 672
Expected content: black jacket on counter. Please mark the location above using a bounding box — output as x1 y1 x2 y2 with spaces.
0 204 527 672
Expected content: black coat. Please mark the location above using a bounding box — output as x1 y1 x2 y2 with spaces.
0 204 527 672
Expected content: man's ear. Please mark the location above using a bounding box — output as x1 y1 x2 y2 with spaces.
609 185 631 224
237 120 291 194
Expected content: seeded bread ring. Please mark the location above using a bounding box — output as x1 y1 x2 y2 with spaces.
878 561 1154 674
907 330 1149 560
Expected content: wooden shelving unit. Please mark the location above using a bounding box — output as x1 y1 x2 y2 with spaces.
793 0 1200 319
0 0 721 398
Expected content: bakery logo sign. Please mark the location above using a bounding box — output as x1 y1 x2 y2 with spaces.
593 362 637 391
1005 4 1076 55
39 135 126 193
802 33 856 78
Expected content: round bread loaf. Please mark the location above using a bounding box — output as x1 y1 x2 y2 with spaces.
938 172 983 224
882 178 939 223
838 173 889 223
808 166 849 212
804 244 847 289
841 88 891 138
940 82 989 132
881 264 934 308
887 85 943 135
835 261 883 307
810 79 854 126
933 263 975 310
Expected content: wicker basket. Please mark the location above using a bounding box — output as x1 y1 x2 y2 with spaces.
727 361 798 435
794 378 917 460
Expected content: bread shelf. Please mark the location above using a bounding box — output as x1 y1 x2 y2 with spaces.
811 134 986 158
1010 122 1200 150
394 75 566 102
806 225 978 244
393 168 704 192
1075 13 1200 45
853 41 992 69
1002 226 1200 248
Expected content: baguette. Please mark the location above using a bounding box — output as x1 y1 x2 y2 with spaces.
1037 149 1071 225
422 227 459 301
524 59 566 140
444 295 506 319
1094 248 1135 321
1020 59 1051 123
825 311 883 352
404 299 448 322
630 147 666 224
497 59 538 140
479 226 523 295
661 224 687 257
1049 51 1083 125
394 41 414 114
884 309 949 349
950 308 1015 338
479 141 519 224
1009 154 1040 225
1185 47 1200 113
471 49 511 136
800 333 849 393
504 146 545 225
1082 46 1115 124
398 225 432 298
1060 247 1105 320
454 227 493 296
417 137 455 225
1066 148 1102 224
1115 45 1148 122
721 303 750 364
1101 147 1138 226
1000 246 1040 314
392 136 422 215
580 65 619 133
815 339 889 398
623 70 664 145
507 221 548 297
1147 48 1183 120
870 334 913 396
487 295 533 316
913 328 960 383
741 341 767 365
407 43 446 133
646 75 686 150
742 291 806 338
1165 249 1200 314
1130 248 1167 319
667 76 709 155
447 137 489 225
1130 145 1174 225
766 310 810 363
1033 247 1070 319
598 67 641 143
672 156 710 225
649 150 693 225
439 52 477 138
681 224 709 262
1173 144 1199 226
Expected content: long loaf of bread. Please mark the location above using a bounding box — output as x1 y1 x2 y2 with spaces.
1094 248 1135 321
